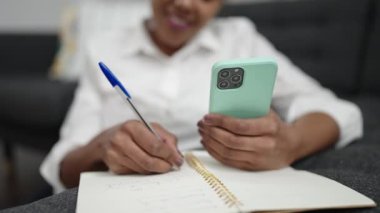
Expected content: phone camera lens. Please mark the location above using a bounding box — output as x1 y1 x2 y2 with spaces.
220 70 230 78
218 80 229 89
231 75 242 83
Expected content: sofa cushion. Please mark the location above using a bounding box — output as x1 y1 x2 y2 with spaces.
348 95 380 146
0 34 58 76
0 77 76 128
220 0 371 95
0 77 77 150
362 0 380 95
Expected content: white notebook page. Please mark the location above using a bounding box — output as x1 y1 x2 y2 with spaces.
77 162 235 213
77 151 376 213
194 151 376 212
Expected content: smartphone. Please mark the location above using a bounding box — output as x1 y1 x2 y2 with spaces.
209 58 277 119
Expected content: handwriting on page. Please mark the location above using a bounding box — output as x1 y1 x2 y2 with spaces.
79 165 229 213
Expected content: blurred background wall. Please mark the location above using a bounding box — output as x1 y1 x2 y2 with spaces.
0 0 67 33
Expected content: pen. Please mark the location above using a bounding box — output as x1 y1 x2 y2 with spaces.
98 62 164 142
98 62 182 169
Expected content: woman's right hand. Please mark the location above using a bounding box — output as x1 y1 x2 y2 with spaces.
99 120 183 174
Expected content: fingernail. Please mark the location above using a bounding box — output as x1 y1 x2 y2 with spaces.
203 115 213 125
197 120 202 127
172 164 180 171
173 147 184 167
177 148 184 158
175 157 184 167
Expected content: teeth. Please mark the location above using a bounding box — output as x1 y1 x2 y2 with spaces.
170 15 187 26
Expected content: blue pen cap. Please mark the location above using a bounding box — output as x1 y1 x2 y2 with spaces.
98 62 132 99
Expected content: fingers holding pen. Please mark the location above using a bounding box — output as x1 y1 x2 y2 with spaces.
109 131 173 174
103 148 148 174
102 120 182 174
124 121 183 167
151 123 184 161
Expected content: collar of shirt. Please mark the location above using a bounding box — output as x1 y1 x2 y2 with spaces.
120 20 220 60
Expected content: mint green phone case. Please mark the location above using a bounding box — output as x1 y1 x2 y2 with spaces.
209 58 277 118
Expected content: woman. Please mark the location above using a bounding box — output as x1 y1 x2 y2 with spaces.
41 0 362 193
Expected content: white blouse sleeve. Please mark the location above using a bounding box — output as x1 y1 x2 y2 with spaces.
240 18 363 148
40 55 103 193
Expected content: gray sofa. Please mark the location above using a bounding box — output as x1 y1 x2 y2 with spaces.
0 0 379 211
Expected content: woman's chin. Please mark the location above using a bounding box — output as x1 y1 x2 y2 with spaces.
161 35 190 49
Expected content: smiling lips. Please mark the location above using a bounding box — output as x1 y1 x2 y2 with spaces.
167 14 192 31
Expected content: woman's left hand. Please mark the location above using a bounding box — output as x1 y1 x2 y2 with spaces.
198 110 300 171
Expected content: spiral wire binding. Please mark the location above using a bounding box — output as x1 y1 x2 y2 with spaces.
185 153 243 210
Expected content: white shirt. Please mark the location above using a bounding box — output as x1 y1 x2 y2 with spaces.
40 17 363 193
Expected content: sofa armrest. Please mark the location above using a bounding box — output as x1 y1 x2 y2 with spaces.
0 34 58 77
0 76 77 129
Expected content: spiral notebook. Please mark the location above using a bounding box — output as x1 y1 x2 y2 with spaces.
76 151 376 213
